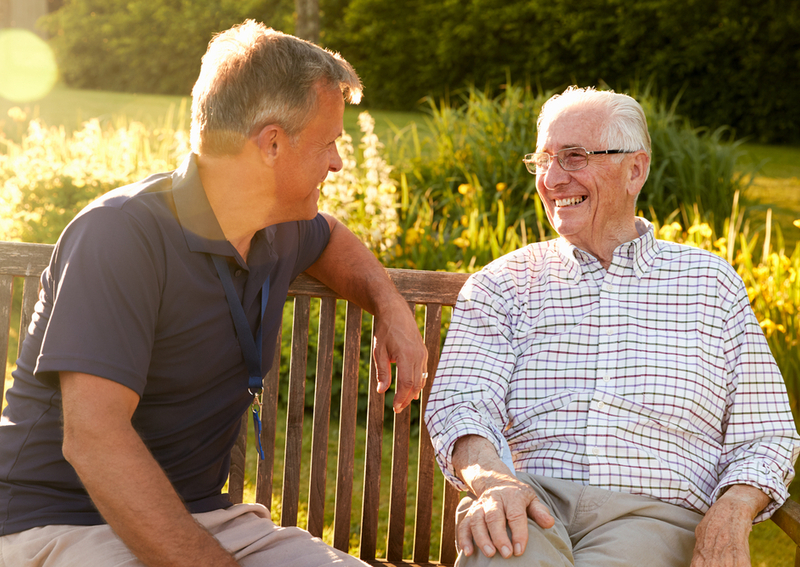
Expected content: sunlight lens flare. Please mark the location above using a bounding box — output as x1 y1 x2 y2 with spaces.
0 29 58 103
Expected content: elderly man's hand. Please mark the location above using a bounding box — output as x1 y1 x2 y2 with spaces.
453 435 555 559
690 485 770 567
458 472 554 559
372 296 428 413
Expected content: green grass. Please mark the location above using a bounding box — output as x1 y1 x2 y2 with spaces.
739 143 800 252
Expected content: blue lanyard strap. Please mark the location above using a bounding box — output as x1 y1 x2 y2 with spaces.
211 254 268 459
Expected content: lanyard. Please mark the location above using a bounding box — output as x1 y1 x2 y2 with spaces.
211 254 268 460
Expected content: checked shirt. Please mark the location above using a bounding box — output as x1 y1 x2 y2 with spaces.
426 219 800 521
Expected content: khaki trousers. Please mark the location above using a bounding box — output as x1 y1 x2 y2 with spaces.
0 503 368 567
455 473 703 567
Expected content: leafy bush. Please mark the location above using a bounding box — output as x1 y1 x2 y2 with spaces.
39 0 260 95
0 106 188 243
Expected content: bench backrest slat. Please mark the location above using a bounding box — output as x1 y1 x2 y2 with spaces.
308 295 336 537
1 274 13 406
282 295 311 527
413 304 443 563
256 327 283 509
360 316 385 562
331 301 362 551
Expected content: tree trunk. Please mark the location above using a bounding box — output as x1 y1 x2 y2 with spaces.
295 0 319 44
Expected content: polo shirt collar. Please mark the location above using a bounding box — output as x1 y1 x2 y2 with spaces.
171 154 277 262
551 217 660 283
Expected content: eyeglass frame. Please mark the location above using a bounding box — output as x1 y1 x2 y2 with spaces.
522 147 637 174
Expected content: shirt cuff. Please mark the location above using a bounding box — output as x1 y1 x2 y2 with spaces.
431 413 509 493
715 459 792 523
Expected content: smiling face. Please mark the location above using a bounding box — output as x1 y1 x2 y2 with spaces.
272 83 345 220
535 106 642 259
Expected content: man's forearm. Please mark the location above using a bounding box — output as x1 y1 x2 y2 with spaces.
453 435 517 496
306 214 405 317
61 373 238 567
306 214 427 411
690 484 771 566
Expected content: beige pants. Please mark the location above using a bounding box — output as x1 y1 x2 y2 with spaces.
0 503 368 567
455 473 704 567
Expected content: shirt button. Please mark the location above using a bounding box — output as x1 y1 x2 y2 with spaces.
604 283 615 292
603 375 611 382
596 401 605 410
606 328 613 336
591 447 601 456
234 269 243 277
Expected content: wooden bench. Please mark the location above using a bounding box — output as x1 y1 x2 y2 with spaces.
2 239 800 566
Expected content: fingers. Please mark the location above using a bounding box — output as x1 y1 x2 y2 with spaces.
528 498 555 529
458 488 545 559
371 331 428 413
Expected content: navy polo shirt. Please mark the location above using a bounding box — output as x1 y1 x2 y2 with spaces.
0 154 330 535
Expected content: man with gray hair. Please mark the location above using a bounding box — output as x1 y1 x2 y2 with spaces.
0 21 426 567
426 86 799 566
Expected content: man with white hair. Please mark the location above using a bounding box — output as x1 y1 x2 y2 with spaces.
426 86 799 566
0 21 426 567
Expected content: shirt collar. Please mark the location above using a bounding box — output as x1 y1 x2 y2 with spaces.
551 217 660 282
171 154 277 262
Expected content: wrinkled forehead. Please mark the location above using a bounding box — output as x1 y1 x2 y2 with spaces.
536 106 609 152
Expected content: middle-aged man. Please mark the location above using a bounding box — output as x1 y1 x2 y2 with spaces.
0 21 427 567
426 86 800 567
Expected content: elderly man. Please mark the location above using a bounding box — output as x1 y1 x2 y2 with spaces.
426 86 799 567
0 21 426 567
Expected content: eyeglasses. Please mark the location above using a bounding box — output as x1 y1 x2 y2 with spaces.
522 147 636 174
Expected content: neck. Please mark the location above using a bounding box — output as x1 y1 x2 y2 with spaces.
196 148 275 261
566 220 640 270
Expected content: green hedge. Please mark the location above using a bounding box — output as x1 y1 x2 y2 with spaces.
325 0 800 143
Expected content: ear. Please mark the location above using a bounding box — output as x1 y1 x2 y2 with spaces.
626 151 650 197
254 124 281 165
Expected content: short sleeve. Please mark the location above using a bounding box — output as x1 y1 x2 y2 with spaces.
35 207 163 396
291 213 331 279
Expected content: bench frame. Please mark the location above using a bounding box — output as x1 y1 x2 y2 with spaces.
2 240 800 566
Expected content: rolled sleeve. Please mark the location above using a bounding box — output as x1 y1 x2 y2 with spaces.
425 272 519 491
715 288 800 522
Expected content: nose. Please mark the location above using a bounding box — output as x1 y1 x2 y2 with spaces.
329 145 343 173
540 156 570 190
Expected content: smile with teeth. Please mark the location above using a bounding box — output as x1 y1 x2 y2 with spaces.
554 196 587 207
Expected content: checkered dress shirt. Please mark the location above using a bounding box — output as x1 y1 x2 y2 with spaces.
426 219 800 521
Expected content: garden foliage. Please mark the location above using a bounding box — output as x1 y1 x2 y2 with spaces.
325 0 800 143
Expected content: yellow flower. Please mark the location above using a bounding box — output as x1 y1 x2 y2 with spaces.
453 237 470 249
495 182 507 192
688 223 713 239
460 215 469 227
457 183 471 195
793 219 800 229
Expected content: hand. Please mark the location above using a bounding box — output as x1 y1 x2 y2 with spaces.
372 297 428 412
458 473 554 559
690 485 769 567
